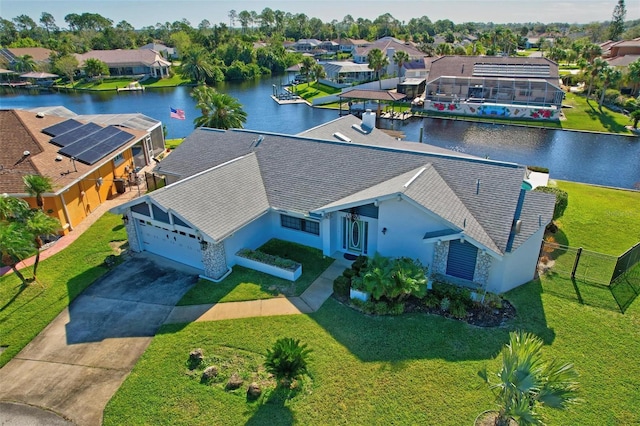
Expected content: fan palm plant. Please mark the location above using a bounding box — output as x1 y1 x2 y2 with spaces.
191 84 247 129
264 337 312 385
367 48 389 89
478 331 580 426
23 174 53 210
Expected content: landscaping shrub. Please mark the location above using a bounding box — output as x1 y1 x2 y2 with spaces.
424 292 439 308
534 186 569 220
264 338 312 385
440 297 451 312
333 275 350 298
450 299 468 319
351 255 368 274
342 268 356 280
389 301 405 315
236 248 299 271
355 254 428 302
527 165 549 174
374 301 390 315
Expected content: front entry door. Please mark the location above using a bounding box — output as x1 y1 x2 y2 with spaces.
348 219 365 254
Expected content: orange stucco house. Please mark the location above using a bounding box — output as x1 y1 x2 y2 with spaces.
0 108 162 234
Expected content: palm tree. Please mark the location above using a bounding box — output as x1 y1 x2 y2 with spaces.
300 56 316 83
23 174 53 211
479 331 580 426
13 54 36 72
393 50 410 78
598 66 622 111
367 48 389 89
180 47 215 83
191 85 247 129
311 63 326 82
626 59 640 96
586 58 607 99
0 195 59 286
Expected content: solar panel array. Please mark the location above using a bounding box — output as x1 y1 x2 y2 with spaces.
44 119 135 165
41 119 83 137
473 64 551 78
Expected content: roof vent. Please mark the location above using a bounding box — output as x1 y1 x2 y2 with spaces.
23 150 30 156
55 155 63 161
333 132 352 143
513 219 522 234
253 135 264 148
36 112 45 118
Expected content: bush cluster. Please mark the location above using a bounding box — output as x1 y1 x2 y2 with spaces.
236 248 300 271
533 186 569 220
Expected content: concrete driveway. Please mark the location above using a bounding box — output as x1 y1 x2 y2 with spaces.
0 253 199 426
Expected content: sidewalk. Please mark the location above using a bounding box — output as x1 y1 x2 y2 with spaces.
0 181 145 278
165 258 349 323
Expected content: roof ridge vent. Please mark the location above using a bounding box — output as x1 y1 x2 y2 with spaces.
252 135 264 148
404 167 426 188
351 124 368 134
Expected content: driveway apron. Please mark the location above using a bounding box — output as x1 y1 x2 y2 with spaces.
0 253 199 426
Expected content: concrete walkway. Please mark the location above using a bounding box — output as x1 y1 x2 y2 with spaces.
165 258 348 323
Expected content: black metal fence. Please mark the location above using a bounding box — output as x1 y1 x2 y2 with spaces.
539 241 640 313
145 172 166 192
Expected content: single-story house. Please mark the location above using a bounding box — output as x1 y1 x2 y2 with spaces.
322 61 375 84
0 108 163 234
75 49 172 78
0 47 53 68
114 113 555 294
423 56 564 119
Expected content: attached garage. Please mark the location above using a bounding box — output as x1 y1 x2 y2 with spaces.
137 220 205 270
446 240 478 281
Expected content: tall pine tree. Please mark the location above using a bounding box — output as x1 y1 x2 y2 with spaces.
608 0 626 41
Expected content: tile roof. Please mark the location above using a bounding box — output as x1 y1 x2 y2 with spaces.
148 154 270 242
75 49 171 67
153 125 553 255
354 38 425 59
3 47 52 62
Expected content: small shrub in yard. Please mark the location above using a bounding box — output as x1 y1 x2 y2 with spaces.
534 186 568 220
333 275 350 298
374 301 390 315
389 301 405 315
351 255 368 274
342 268 356 280
450 299 467 319
424 292 439 308
440 297 451 312
264 338 312 385
237 248 300 271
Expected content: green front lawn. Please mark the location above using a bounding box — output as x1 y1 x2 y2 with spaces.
0 213 126 368
178 239 334 305
561 92 634 134
292 81 341 102
103 183 640 425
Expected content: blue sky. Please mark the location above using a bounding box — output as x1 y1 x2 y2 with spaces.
2 0 639 28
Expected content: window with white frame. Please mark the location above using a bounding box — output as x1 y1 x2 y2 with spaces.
280 214 320 235
113 152 125 165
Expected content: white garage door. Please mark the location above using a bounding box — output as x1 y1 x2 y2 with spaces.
137 221 205 270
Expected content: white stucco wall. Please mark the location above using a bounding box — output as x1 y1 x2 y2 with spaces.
486 226 545 293
376 198 450 267
223 213 273 266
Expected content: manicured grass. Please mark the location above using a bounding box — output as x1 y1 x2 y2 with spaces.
165 138 185 150
561 92 633 134
418 110 563 129
292 81 341 102
103 183 640 425
142 73 192 88
0 213 126 368
71 78 137 91
177 239 335 305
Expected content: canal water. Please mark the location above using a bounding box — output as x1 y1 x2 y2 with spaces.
1 76 639 189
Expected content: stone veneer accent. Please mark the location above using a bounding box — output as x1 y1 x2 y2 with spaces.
473 250 493 286
432 241 449 275
202 241 228 279
125 212 142 252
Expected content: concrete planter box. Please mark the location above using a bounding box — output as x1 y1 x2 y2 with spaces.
235 254 302 282
350 288 369 302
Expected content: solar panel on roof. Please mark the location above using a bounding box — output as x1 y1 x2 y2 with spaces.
50 123 103 147
74 131 135 165
58 126 123 158
42 119 83 137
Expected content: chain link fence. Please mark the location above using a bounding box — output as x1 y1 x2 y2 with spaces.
538 241 640 313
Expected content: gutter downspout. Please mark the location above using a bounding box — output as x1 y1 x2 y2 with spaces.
59 193 73 231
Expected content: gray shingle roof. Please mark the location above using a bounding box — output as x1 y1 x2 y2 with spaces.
149 153 269 242
151 126 553 255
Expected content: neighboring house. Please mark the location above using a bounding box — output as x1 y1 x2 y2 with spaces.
403 57 434 79
0 108 162 234
322 61 375 83
114 114 555 294
140 42 177 59
29 106 166 169
320 40 339 52
524 37 555 50
338 38 370 53
292 39 322 51
75 49 172 78
352 36 426 76
0 47 53 68
601 37 640 68
423 56 563 120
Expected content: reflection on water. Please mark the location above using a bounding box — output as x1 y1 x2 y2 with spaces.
1 80 639 189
